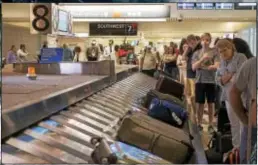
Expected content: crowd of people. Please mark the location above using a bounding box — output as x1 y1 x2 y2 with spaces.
139 33 257 164
6 39 140 65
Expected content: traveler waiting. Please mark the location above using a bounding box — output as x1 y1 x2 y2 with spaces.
163 44 178 80
86 40 100 61
126 47 138 65
177 38 187 84
73 46 86 62
139 46 159 77
183 34 202 117
42 41 48 48
7 45 17 64
229 57 257 163
114 45 120 65
192 33 220 132
232 37 254 59
17 44 28 62
62 44 73 61
216 39 247 151
103 40 117 63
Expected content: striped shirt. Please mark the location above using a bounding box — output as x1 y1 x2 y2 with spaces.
217 52 247 101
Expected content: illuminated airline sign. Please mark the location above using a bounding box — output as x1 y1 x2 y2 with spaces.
89 23 137 36
66 5 170 18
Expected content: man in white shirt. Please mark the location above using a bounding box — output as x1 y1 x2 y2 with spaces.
17 44 28 62
103 40 116 62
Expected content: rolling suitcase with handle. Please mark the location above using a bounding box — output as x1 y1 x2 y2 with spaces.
156 74 184 100
116 112 194 164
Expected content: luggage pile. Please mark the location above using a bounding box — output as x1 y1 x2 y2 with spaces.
90 72 195 164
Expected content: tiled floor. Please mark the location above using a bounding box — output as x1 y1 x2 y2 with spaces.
187 99 217 150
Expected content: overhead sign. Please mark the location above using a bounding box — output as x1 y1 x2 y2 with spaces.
67 5 170 18
30 4 73 35
30 3 52 34
40 48 63 63
177 2 235 10
89 23 138 36
195 3 215 10
215 3 234 10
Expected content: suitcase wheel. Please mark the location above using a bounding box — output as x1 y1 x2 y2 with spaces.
100 154 117 164
91 137 102 145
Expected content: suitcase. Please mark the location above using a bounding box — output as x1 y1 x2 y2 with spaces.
116 113 194 164
217 102 231 134
91 137 171 164
145 89 185 109
205 149 223 164
155 74 184 100
148 97 188 128
208 131 233 154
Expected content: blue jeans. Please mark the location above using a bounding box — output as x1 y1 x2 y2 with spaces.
240 126 257 163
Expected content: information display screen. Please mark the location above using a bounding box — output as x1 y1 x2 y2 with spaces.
58 10 69 32
89 23 138 36
215 3 234 10
177 3 195 10
195 3 215 10
40 48 63 63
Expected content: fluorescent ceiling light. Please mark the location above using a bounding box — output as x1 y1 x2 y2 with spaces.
238 3 257 6
73 18 167 22
75 33 89 37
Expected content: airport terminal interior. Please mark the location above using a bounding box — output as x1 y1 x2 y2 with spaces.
1 2 257 164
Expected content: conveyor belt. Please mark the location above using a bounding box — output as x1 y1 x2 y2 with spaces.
2 73 156 163
2 72 208 164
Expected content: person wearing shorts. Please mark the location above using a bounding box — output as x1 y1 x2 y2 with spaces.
192 33 220 132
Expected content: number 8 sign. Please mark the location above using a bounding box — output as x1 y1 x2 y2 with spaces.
32 5 50 32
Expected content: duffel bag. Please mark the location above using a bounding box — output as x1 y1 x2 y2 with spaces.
116 113 194 164
145 89 185 109
156 74 184 100
148 97 188 128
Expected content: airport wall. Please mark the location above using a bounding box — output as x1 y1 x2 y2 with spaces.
237 25 256 56
2 24 46 58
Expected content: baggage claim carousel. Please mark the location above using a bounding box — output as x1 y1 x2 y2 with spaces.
2 61 208 164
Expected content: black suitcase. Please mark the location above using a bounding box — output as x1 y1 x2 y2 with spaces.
217 102 231 134
205 149 223 164
208 131 233 154
155 74 184 100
